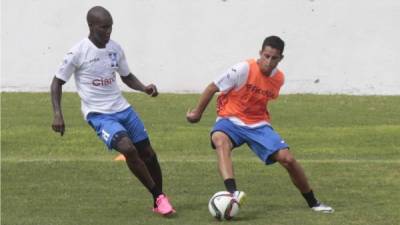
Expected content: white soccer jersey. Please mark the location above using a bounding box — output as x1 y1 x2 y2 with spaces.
213 61 249 93
55 38 131 119
213 60 279 93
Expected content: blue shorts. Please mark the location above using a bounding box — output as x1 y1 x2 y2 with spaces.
86 107 148 150
211 118 289 165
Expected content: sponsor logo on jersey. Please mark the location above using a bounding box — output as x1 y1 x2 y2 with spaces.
92 75 116 86
245 83 276 98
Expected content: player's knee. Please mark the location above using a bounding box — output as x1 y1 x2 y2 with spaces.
276 149 296 168
115 137 132 152
279 155 296 168
113 133 138 157
135 138 156 160
121 146 142 163
211 132 231 150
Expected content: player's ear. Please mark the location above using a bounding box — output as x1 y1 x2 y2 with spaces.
88 23 95 33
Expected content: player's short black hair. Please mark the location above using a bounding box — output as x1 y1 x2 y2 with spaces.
262 36 285 54
87 6 112 25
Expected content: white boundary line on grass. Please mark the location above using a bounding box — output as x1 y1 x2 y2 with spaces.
2 158 400 163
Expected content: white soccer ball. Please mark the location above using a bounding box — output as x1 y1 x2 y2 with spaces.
208 191 240 220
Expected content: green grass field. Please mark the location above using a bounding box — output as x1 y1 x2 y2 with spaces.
1 92 400 225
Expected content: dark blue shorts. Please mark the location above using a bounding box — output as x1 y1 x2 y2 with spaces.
211 118 289 164
87 107 148 150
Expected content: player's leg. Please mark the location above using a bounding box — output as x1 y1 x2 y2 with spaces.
122 107 175 215
271 149 334 213
114 135 175 215
87 111 174 215
211 131 235 181
112 133 158 196
271 148 311 193
246 125 333 212
135 139 162 195
211 119 246 204
245 125 310 192
135 139 176 214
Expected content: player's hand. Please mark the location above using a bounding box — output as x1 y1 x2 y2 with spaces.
144 84 158 97
52 115 65 136
186 108 202 123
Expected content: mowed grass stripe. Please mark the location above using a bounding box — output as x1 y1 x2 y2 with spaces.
2 158 399 163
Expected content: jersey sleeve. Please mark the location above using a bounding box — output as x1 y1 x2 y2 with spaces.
117 48 131 77
273 70 285 99
55 49 79 82
213 61 249 93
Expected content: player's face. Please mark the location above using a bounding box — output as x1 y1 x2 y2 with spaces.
258 46 283 76
90 16 113 47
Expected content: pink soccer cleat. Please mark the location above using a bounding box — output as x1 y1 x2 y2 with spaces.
153 194 176 216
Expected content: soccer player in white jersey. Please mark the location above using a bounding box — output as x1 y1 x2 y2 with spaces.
50 6 175 216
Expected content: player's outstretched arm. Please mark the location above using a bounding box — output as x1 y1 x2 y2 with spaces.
121 73 158 97
186 82 219 123
50 76 66 136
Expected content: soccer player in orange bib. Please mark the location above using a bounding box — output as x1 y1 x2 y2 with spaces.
186 36 334 213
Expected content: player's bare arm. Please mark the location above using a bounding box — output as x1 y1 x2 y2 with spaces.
186 82 219 123
121 73 158 97
50 76 66 136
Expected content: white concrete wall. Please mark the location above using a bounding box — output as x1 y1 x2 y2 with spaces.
1 0 400 95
